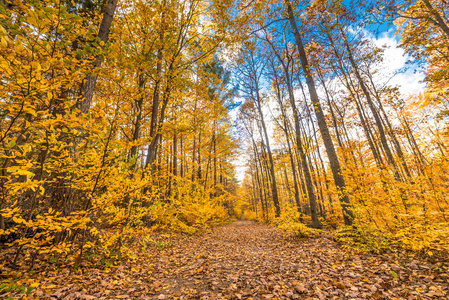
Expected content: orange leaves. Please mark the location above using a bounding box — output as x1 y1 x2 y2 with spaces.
396 0 449 114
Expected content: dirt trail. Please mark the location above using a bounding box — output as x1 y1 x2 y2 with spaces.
29 221 447 299
148 221 447 299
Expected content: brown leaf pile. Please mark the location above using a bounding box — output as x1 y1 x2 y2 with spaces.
4 221 448 299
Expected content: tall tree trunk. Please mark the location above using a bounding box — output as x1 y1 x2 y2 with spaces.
197 133 202 180
421 0 449 39
213 122 217 197
145 82 171 169
246 120 269 220
80 0 119 113
282 163 292 201
316 66 345 155
286 135 302 213
180 134 184 178
287 80 320 227
253 143 268 220
173 130 178 200
367 74 412 177
253 77 281 217
192 133 197 182
250 169 259 216
286 2 354 225
265 40 308 217
130 74 145 167
167 142 172 199
145 0 167 169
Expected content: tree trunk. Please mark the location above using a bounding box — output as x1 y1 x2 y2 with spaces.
265 39 306 216
197 133 202 180
287 81 320 227
286 2 354 225
421 0 449 39
192 133 196 182
213 122 217 197
253 74 281 217
130 74 145 167
173 130 178 200
180 134 184 178
367 74 411 177
324 28 384 167
80 0 119 113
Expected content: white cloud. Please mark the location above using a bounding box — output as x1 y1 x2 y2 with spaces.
368 30 425 95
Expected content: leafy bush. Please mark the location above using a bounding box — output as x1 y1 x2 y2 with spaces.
275 203 317 238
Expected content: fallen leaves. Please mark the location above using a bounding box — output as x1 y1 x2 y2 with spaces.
293 284 307 294
1 221 448 299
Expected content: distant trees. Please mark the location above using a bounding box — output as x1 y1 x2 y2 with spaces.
237 43 281 217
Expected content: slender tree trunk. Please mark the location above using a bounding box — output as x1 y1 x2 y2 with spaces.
265 40 313 221
213 122 217 197
286 135 302 213
167 143 172 199
173 130 178 200
80 0 119 113
253 143 268 220
421 0 449 39
180 134 184 178
192 133 196 182
205 135 214 187
316 66 345 154
286 2 354 225
289 92 320 227
367 75 412 177
130 74 145 166
145 81 171 169
282 163 292 201
197 133 202 180
250 169 259 216
253 77 281 217
145 0 167 169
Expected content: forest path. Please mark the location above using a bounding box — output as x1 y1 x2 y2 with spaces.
30 221 447 299
147 221 446 299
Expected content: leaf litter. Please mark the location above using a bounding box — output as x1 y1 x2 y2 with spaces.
2 221 448 299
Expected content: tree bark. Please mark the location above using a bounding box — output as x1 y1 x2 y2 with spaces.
80 0 119 113
421 0 449 39
130 74 145 166
286 2 354 225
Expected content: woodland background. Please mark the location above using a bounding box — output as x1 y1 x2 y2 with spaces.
0 0 448 293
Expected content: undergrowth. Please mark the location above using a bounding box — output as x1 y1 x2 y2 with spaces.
274 203 317 238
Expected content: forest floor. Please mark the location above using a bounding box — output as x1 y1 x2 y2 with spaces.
6 220 449 299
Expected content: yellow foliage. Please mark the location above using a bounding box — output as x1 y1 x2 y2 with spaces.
0 0 239 268
149 180 231 234
275 203 317 238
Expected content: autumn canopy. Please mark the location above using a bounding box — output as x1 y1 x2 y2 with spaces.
0 0 448 297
